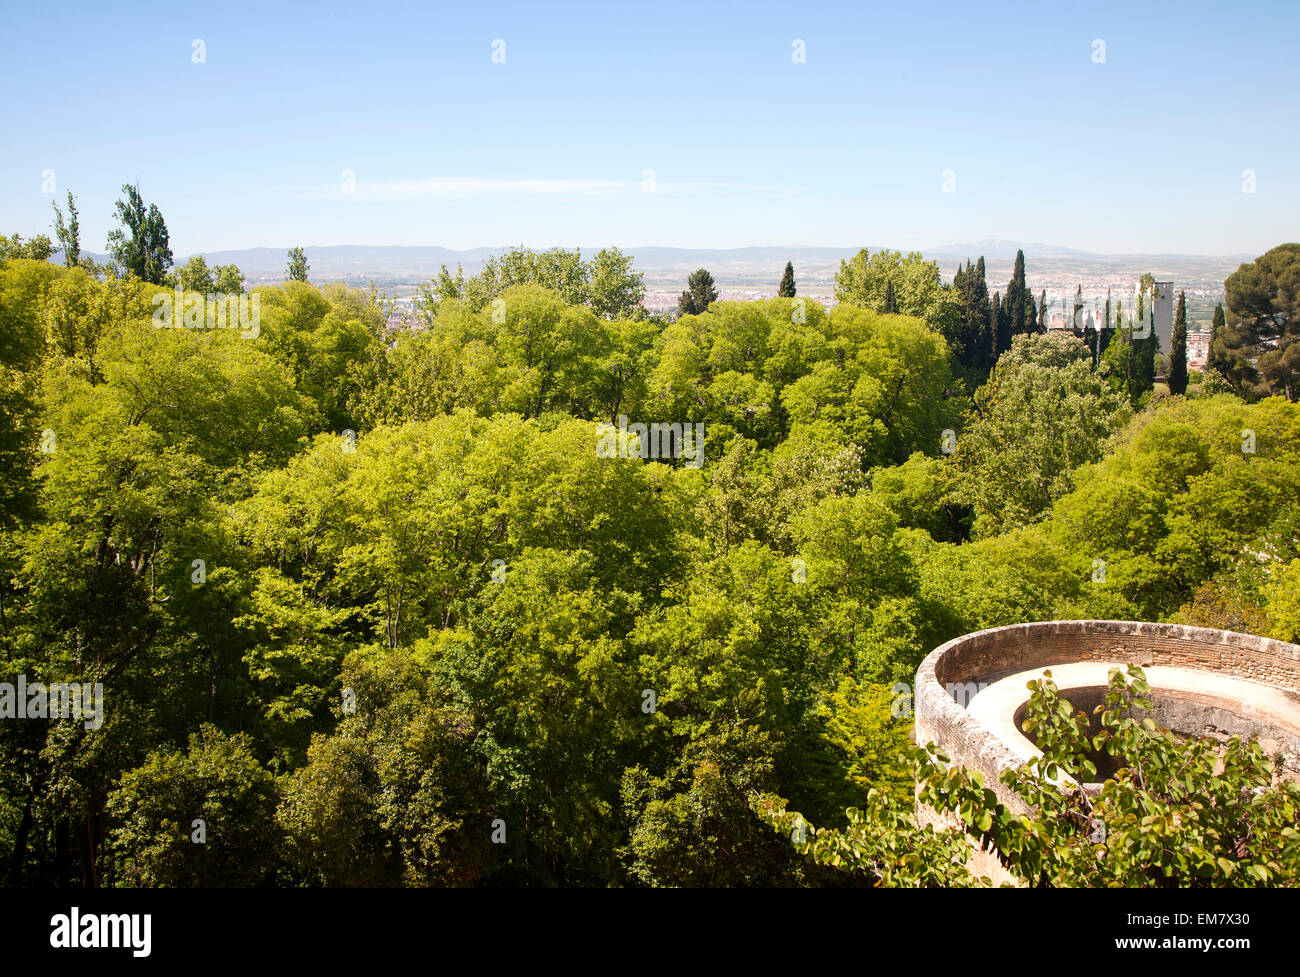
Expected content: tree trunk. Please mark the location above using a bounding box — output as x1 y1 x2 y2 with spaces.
7 786 34 886
56 817 70 888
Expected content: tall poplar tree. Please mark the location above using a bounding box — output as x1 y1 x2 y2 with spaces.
286 247 310 282
51 191 81 267
106 183 172 284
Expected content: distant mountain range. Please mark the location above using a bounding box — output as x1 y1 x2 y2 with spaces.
927 239 1257 263
168 242 1254 283
164 245 863 283
931 240 1105 260
60 243 1255 302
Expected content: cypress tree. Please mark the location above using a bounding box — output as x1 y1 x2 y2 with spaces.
1133 284 1156 400
1139 332 1157 396
1039 288 1049 333
975 257 993 367
1002 249 1030 341
953 258 993 374
882 277 896 314
1083 294 1098 364
953 262 968 357
1208 302 1227 377
778 261 796 298
992 291 1005 356
1099 288 1113 358
1168 289 1189 395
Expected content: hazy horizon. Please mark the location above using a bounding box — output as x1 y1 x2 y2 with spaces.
126 241 1262 261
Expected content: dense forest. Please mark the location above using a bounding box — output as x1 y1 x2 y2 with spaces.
2 195 1299 885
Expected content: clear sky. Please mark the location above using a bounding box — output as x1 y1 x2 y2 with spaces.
2 0 1295 257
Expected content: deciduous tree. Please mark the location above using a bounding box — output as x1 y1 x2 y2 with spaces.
106 184 172 284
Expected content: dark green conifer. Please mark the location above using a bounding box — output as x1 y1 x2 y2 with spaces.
1168 289 1189 395
778 261 796 298
1208 302 1228 377
1001 249 1031 344
678 267 719 316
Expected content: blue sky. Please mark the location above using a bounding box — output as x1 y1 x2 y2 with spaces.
2 0 1296 256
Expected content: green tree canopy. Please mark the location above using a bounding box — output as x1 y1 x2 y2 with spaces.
955 332 1131 536
0 233 54 262
761 666 1300 887
834 249 958 339
286 246 309 282
678 267 718 317
106 184 172 284
50 192 80 268
1221 243 1300 400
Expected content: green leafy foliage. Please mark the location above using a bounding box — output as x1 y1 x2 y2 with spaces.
285 247 309 283
106 726 279 887
106 184 172 284
954 333 1131 536
2 243 1298 888
764 667 1300 887
1220 243 1300 401
678 267 718 317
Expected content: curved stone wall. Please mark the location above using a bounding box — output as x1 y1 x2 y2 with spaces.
914 620 1300 814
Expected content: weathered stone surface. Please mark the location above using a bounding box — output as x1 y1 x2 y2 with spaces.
912 620 1300 886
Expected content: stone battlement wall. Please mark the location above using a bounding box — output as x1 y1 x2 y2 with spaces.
914 620 1300 815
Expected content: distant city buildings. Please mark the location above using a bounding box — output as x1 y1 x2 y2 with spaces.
1188 328 1211 370
384 307 423 332
1039 280 1218 370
